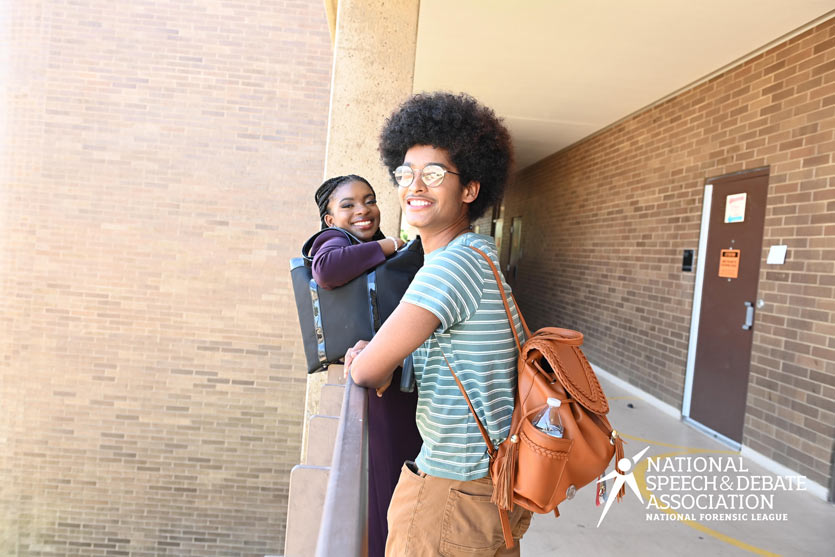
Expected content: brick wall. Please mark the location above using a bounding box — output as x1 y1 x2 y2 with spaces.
504 20 834 488
0 1 331 555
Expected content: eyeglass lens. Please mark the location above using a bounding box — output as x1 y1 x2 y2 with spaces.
394 164 447 188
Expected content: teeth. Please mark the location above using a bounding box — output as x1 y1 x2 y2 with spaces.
409 199 431 207
354 220 371 226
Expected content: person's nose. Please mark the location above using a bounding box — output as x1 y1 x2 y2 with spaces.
407 171 428 193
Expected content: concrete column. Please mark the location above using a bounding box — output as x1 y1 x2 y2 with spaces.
303 0 420 456
324 0 419 233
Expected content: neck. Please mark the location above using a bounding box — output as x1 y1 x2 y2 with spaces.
420 214 472 253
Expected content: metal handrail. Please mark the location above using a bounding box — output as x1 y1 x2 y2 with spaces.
315 375 368 556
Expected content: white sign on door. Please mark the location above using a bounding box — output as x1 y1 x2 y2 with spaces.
724 193 747 223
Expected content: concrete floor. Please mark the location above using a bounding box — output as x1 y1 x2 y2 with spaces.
521 376 835 557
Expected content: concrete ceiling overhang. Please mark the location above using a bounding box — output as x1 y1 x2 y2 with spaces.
413 1 835 169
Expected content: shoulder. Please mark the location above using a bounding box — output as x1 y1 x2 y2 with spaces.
406 235 490 309
314 228 353 245
418 248 483 287
308 228 354 256
427 234 496 273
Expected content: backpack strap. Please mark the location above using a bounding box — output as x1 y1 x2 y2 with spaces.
438 350 496 456
468 247 531 344
438 245 529 550
438 245 528 452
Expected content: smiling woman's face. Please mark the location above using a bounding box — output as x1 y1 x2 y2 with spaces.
323 180 381 241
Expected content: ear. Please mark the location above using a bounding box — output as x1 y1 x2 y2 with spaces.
462 180 480 204
323 214 335 227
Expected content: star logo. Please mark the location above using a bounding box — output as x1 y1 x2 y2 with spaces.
596 445 651 527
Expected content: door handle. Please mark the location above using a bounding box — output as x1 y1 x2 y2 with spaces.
742 301 754 330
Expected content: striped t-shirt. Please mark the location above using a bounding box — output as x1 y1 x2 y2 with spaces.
402 233 526 481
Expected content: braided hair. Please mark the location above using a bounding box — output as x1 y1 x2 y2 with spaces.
314 174 385 240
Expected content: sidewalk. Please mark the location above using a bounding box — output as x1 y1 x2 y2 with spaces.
522 376 835 557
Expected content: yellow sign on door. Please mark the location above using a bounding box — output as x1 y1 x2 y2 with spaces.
719 249 740 278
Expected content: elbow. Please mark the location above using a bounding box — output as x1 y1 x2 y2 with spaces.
350 357 389 389
350 364 376 388
311 268 339 290
311 251 347 290
352 373 376 389
315 279 338 290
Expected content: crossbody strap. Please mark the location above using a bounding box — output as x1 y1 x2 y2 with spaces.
438 349 496 456
440 246 529 454
469 247 531 348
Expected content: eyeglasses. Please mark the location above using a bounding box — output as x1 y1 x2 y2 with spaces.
393 164 461 188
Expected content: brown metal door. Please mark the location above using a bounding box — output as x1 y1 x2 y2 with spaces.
689 169 769 443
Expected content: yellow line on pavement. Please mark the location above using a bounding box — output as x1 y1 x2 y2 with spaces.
620 432 738 453
621 434 781 557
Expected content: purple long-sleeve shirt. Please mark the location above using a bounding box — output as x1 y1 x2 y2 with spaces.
310 229 386 289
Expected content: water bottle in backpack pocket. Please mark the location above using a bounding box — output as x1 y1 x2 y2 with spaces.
532 397 564 438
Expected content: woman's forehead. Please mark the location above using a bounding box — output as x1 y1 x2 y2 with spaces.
332 180 374 200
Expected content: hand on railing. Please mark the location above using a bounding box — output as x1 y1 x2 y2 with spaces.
345 340 391 397
343 340 367 374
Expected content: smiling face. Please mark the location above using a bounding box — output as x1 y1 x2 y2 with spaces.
323 180 381 241
398 145 479 244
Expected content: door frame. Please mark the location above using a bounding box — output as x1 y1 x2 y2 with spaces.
681 183 712 423
681 167 769 450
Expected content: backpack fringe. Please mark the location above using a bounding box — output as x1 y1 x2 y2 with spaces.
491 438 518 511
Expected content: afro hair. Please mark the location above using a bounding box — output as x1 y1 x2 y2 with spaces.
379 92 513 222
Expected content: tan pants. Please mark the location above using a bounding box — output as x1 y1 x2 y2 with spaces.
385 462 532 556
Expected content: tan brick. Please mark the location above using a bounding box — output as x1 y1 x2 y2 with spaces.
1 1 333 555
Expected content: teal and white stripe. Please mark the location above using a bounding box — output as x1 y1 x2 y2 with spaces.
402 233 525 481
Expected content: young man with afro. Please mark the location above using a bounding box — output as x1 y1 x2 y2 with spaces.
346 92 532 556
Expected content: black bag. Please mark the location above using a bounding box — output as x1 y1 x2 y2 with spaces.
290 228 423 375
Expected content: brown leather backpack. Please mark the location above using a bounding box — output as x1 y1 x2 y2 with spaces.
442 247 625 549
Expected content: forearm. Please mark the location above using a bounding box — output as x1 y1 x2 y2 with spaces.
349 302 440 388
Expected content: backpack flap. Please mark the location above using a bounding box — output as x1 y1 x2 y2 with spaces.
507 327 616 515
522 328 609 416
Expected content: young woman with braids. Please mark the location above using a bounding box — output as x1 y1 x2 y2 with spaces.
310 175 403 288
308 174 422 557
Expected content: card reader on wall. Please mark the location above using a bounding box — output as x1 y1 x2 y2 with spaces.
682 249 694 272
